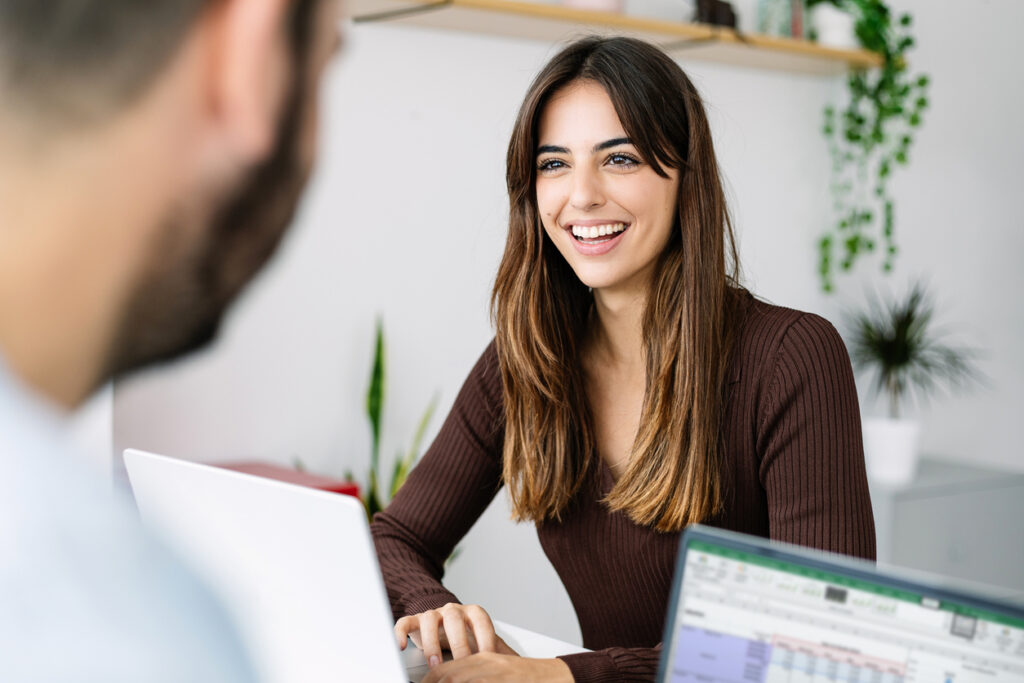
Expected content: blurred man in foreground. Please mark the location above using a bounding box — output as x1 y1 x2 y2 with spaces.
0 0 343 679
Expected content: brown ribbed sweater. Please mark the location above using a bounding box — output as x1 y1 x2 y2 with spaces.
371 295 876 682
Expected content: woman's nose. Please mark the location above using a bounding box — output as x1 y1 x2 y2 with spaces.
569 167 605 211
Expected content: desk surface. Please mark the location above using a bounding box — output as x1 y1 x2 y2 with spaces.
402 620 588 681
494 620 588 658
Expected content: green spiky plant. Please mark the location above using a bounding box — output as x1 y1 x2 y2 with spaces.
846 283 978 419
807 0 930 292
359 318 439 521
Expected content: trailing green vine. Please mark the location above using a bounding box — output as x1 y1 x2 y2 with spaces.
810 0 930 292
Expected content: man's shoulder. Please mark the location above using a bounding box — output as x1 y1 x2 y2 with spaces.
0 412 256 682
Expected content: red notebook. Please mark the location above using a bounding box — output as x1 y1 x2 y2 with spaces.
217 462 360 499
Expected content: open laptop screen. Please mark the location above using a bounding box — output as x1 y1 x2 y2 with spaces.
659 527 1024 682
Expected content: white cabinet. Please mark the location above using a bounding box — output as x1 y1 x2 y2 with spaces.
869 458 1024 603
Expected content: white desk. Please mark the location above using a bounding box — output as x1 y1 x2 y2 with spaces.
402 620 589 681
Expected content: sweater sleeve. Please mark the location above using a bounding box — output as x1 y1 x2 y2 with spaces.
370 342 506 619
757 313 876 560
558 645 662 682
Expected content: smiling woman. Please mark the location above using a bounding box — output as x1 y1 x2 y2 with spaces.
371 36 876 683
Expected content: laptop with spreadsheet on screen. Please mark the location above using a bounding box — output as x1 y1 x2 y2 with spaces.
658 526 1024 683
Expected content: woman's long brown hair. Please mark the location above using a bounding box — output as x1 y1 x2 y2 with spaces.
491 37 743 532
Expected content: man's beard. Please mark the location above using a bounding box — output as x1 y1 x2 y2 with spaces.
105 57 312 380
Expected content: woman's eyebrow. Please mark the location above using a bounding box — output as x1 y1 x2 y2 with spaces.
536 137 633 157
594 137 631 152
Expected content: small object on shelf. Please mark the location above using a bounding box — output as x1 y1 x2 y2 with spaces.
790 0 803 37
563 0 623 12
757 0 791 36
695 0 737 28
218 462 361 498
809 2 856 48
624 0 692 22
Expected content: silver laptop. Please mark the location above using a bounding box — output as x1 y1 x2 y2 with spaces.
124 449 429 683
658 525 1024 682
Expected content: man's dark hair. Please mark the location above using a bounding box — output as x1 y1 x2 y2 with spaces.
0 0 213 125
1 1 321 129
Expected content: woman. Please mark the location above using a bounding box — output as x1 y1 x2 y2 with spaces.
371 36 875 682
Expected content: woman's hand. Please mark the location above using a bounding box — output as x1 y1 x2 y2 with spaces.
395 603 517 668
421 653 573 683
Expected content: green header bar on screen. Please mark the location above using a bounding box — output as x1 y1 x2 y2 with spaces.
688 540 1024 630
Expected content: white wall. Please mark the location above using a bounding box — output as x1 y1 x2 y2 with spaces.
835 0 1024 465
112 1 1024 643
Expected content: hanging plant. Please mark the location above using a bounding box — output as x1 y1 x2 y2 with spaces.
809 0 930 292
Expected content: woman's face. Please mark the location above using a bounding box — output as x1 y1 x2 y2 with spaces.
535 80 679 295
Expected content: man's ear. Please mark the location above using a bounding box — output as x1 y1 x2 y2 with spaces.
201 0 293 164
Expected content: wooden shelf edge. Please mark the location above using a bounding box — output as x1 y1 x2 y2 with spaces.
350 0 884 74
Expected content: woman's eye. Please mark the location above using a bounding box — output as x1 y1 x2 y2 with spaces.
537 158 566 172
607 153 640 168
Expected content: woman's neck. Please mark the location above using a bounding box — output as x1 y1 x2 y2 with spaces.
588 284 647 374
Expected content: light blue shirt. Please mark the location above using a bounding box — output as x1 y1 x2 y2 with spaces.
0 361 258 682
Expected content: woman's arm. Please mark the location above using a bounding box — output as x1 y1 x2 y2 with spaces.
557 645 662 682
371 342 506 618
757 313 877 559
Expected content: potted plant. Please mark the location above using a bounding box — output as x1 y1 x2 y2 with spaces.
358 318 439 519
806 0 931 293
846 283 978 485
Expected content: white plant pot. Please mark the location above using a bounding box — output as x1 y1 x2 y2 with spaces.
564 0 624 12
810 4 858 50
863 417 920 486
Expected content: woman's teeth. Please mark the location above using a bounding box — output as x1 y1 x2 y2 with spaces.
570 223 627 241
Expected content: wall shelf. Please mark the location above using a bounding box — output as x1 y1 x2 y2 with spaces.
350 0 883 76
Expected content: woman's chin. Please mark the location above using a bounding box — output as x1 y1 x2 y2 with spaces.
572 271 626 293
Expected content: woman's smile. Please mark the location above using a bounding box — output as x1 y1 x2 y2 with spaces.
565 220 631 254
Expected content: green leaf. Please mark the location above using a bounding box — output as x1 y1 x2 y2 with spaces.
389 451 407 501
389 394 440 500
365 468 383 522
366 318 385 471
